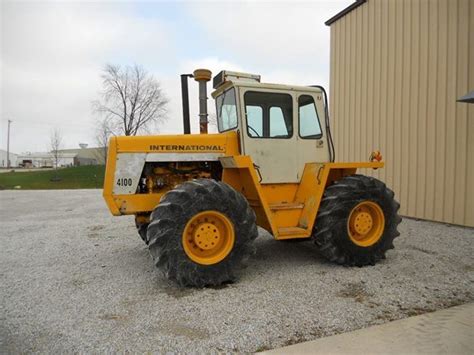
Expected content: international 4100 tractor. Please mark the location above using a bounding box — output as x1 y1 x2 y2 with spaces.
103 69 401 287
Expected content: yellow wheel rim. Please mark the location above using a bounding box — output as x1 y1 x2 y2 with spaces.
347 201 385 247
182 211 235 265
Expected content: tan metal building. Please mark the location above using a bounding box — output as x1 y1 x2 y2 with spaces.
326 0 473 227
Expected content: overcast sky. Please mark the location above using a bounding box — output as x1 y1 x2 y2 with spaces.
1 0 352 153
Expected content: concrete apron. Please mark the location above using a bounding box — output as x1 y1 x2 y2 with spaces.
262 303 474 355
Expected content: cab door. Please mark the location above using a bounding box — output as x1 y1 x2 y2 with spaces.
239 88 298 183
295 92 330 178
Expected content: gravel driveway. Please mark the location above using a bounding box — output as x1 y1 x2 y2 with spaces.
1 190 473 353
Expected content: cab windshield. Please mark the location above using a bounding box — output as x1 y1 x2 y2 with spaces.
216 88 238 132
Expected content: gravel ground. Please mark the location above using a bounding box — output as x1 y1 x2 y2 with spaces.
1 189 473 353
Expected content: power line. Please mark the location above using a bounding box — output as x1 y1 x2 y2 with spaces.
7 120 12 168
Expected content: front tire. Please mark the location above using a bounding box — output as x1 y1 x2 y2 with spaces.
135 217 149 244
147 179 258 287
313 174 401 266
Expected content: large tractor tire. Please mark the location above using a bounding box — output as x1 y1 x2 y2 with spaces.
147 179 258 287
313 174 401 266
134 217 149 244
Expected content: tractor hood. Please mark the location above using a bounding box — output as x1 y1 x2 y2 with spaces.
109 131 239 155
103 131 240 215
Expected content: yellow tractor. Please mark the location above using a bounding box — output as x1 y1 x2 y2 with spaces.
103 69 401 287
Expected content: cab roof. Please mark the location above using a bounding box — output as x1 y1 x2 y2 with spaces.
211 79 323 99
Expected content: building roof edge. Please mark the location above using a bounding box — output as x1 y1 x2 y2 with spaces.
325 0 367 26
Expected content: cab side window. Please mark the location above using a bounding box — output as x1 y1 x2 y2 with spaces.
246 105 263 137
216 88 238 132
298 95 322 139
269 107 289 137
244 91 293 138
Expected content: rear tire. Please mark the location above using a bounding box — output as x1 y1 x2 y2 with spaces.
313 174 401 266
147 179 258 287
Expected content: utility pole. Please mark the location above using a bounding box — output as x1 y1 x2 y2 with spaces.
6 119 12 168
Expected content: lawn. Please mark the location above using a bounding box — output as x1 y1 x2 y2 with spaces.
0 165 105 190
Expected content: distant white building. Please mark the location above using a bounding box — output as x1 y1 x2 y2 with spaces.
16 152 76 168
58 146 105 165
9 144 105 169
0 149 18 168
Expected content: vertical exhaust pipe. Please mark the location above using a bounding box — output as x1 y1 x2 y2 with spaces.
193 69 212 134
180 74 193 134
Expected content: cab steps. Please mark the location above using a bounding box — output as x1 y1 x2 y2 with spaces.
276 226 310 239
269 202 304 211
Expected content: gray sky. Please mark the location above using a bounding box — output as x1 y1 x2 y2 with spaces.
1 0 352 153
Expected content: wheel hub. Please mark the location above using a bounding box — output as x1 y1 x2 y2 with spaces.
347 201 385 247
182 211 235 265
193 222 221 250
353 211 373 235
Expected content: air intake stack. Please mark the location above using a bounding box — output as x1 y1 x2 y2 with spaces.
193 69 212 134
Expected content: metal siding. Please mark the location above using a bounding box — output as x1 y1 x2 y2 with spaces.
361 6 369 165
386 0 395 191
444 0 457 223
393 0 403 202
373 0 382 181
330 18 336 146
380 0 389 184
367 0 375 176
349 12 356 162
329 0 473 227
467 0 474 227
425 0 437 220
407 0 420 217
401 0 411 217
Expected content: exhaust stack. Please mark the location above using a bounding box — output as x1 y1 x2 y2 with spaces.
180 74 193 134
193 69 212 134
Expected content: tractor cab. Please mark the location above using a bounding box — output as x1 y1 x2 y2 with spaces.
211 71 331 183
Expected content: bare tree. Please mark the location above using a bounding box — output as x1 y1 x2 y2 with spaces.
93 64 168 136
50 128 62 170
95 118 114 164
